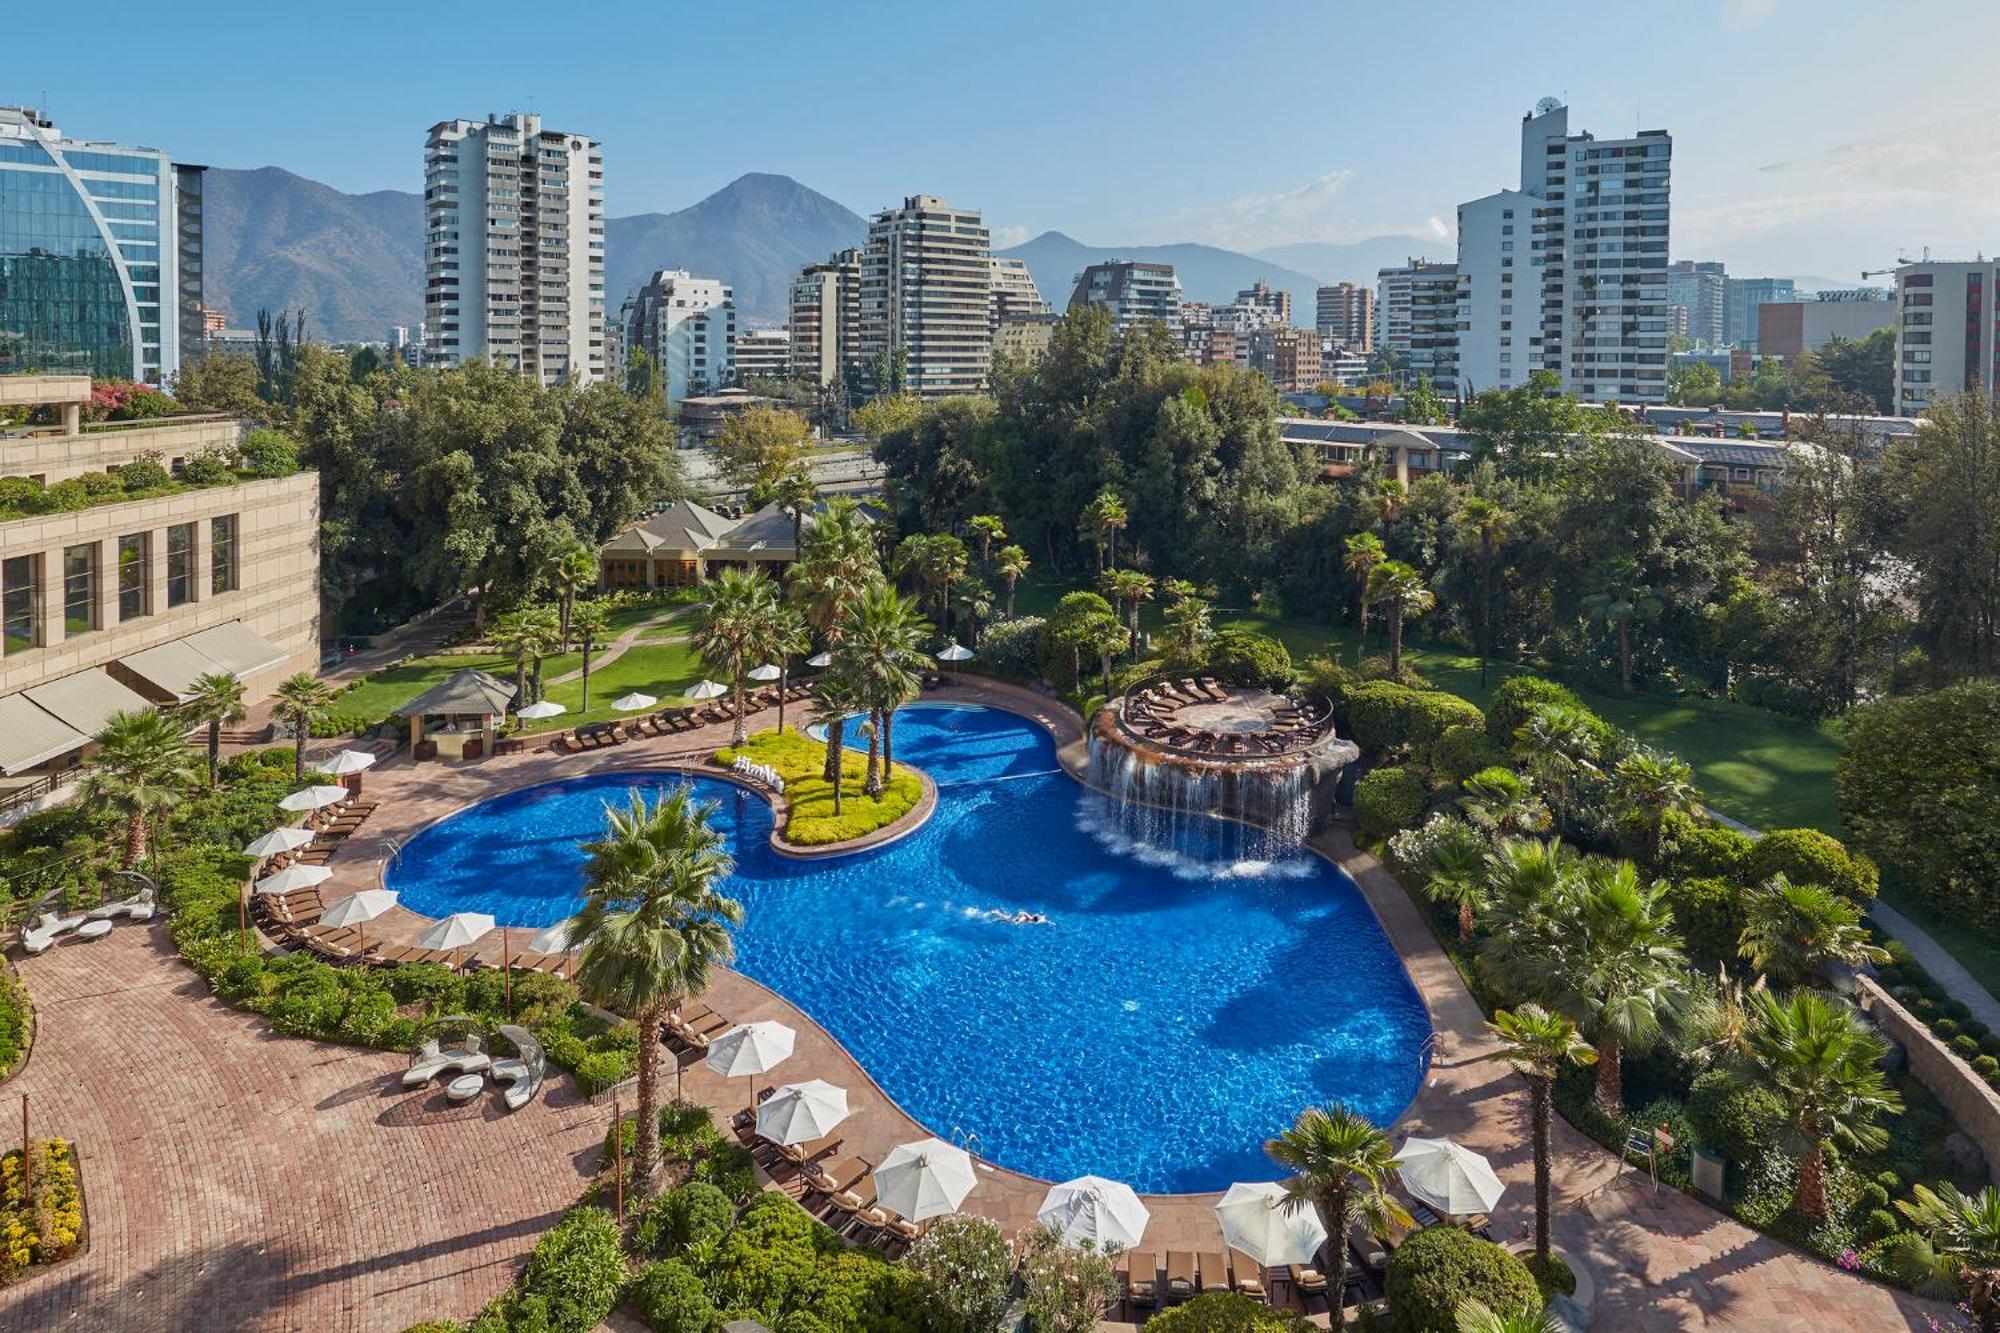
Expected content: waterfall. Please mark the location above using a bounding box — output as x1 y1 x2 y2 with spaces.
1083 729 1317 869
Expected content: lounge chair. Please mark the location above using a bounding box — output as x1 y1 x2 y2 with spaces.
1166 1250 1196 1303
677 1014 731 1050
493 1024 547 1110
777 1133 841 1167
1348 1216 1390 1272
19 910 87 955
402 1032 491 1087
1288 1263 1328 1300
667 1003 716 1036
830 1175 890 1236
1230 1250 1265 1299
804 1155 866 1200
1198 1250 1230 1295
1124 1251 1159 1310
88 889 157 923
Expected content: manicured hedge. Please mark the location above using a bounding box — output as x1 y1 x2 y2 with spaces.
715 728 922 846
1744 827 1877 904
1143 1291 1313 1330
1384 1226 1539 1333
1202 629 1294 690
1483 675 1589 747
1356 766 1429 842
629 1259 716 1331
1344 681 1483 756
1428 722 1507 783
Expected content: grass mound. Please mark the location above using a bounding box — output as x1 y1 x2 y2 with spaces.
716 727 923 846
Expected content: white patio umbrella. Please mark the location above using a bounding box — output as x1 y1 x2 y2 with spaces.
243 826 316 858
755 1080 850 1147
935 641 974 662
686 679 728 700
254 864 333 894
747 663 783 682
314 749 377 776
417 911 495 972
1214 1181 1328 1269
1393 1137 1506 1217
526 918 578 954
706 1020 796 1115
611 691 658 712
516 699 567 720
806 651 833 668
876 1137 978 1222
318 888 397 954
279 785 349 813
1037 1175 1150 1250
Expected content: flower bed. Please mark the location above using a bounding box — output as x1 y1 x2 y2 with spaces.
0 966 29 1082
714 727 923 847
0 1138 85 1283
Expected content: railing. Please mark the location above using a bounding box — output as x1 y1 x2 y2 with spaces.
0 768 85 820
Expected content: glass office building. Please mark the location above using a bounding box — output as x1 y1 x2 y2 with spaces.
0 107 203 383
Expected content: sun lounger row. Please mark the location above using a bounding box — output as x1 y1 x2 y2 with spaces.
1124 1248 1263 1310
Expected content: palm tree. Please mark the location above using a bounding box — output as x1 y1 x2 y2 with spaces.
775 471 819 554
1342 533 1386 664
1892 1183 2000 1327
995 544 1030 619
1560 859 1689 1116
84 710 196 867
1737 874 1888 987
967 514 1007 578
1365 560 1435 680
492 607 559 706
1266 1104 1411 1329
274 673 336 781
546 539 599 651
1490 1004 1595 1270
1455 1299 1565 1333
571 788 743 1192
809 672 863 814
1080 488 1128 573
1371 478 1407 527
1104 569 1155 659
1423 822 1491 942
837 583 929 793
571 601 612 715
181 671 246 788
767 602 810 734
898 533 968 641
1459 767 1552 841
788 497 880 778
1477 837 1576 993
692 568 782 746
1732 988 1899 1223
1613 748 1695 864
1162 591 1211 661
1510 703 1600 830
1455 497 1510 687
1580 556 1662 694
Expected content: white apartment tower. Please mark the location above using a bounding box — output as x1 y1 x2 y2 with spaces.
1454 100 1672 402
789 249 862 388
424 112 605 385
1893 261 2000 414
859 196 993 398
1066 261 1183 332
621 270 735 404
1376 259 1459 386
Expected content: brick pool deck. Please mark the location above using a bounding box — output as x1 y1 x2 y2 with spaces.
0 682 1947 1329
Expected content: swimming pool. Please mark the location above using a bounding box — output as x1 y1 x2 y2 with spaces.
387 703 1431 1192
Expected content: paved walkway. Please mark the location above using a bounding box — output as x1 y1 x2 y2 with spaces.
0 927 605 1332
542 607 690 689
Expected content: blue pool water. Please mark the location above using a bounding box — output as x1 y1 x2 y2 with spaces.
388 704 1431 1192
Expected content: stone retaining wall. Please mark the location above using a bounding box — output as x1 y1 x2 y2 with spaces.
1857 974 2000 1184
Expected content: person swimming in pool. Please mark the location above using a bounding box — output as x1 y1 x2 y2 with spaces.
979 909 1050 925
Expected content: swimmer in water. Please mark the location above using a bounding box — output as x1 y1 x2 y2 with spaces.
1013 911 1048 925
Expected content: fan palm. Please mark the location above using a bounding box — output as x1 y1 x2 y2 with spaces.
1162 591 1212 661
1731 988 1899 1223
84 709 196 867
1490 1004 1595 1269
1892 1182 2000 1324
181 670 246 788
1455 1299 1565 1333
1613 747 1696 864
692 568 783 745
1423 821 1491 941
1559 859 1689 1116
1342 533 1387 664
1266 1103 1410 1329
1476 837 1574 993
1510 703 1600 829
546 539 599 650
492 607 559 706
274 672 336 781
1454 496 1510 688
896 533 968 640
967 514 1007 577
774 471 819 553
1104 569 1156 659
1459 767 1552 841
571 601 612 714
836 583 929 794
1080 487 1128 573
767 602 810 733
788 497 880 778
1579 556 1662 694
809 672 864 814
995 544 1030 619
1365 560 1435 679
1737 874 1888 988
570 787 743 1191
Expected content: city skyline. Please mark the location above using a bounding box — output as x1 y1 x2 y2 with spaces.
9 0 1999 280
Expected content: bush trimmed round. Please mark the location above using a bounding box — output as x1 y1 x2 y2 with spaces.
1744 827 1878 903
1203 629 1293 690
1483 676 1588 748
1685 1069 1783 1166
629 1258 717 1332
1384 1227 1539 1333
1356 766 1429 842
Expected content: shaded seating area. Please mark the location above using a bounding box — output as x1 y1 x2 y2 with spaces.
394 669 516 762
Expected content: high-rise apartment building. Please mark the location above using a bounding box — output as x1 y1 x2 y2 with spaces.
1454 100 1672 403
1375 259 1459 386
1251 327 1322 392
1893 261 2000 415
1723 277 1797 352
424 112 604 385
788 249 862 389
989 257 1050 325
621 270 734 404
733 328 791 383
858 195 992 398
0 107 205 384
1234 280 1292 329
1066 260 1183 332
1315 282 1374 350
1668 261 1727 347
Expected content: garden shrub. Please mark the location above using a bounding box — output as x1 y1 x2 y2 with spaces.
1383 1226 1539 1333
1202 629 1293 690
706 1191 838 1317
1863 1208 1900 1242
1355 766 1429 842
634 1180 736 1257
975 615 1045 679
691 1142 756 1202
1657 809 1754 882
240 428 301 477
512 1206 624 1333
1663 876 1747 971
0 1138 84 1279
1934 1019 1961 1041
905 1213 1016 1333
1483 675 1589 747
714 729 921 846
628 1259 717 1332
1685 1069 1783 1165
1343 682 1481 756
115 456 173 492
1428 723 1506 784
1952 1035 1981 1059
0 968 28 1080
572 1050 628 1096
1143 1291 1312 1330
1745 828 1877 904
179 450 236 485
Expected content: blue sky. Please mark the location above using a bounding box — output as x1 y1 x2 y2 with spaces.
12 0 1998 277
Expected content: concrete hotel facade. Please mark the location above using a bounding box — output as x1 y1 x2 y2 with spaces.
1894 261 2000 414
0 377 318 788
423 113 605 385
859 196 993 398
732 328 791 383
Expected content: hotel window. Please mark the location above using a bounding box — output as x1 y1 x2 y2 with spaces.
166 523 196 607
118 533 149 621
63 545 96 637
211 515 238 594
2 556 37 656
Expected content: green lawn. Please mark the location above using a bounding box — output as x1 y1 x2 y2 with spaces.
529 640 708 730
334 653 513 723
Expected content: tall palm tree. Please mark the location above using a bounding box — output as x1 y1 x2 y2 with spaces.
897 533 968 641
1365 560 1435 680
84 710 196 868
181 670 246 788
1613 748 1696 865
1737 874 1888 987
837 583 929 794
1459 767 1552 842
1455 1299 1565 1333
1104 569 1156 659
571 788 742 1192
1580 556 1662 694
995 544 1030 619
1732 988 1899 1223
1559 859 1689 1116
1892 1183 2000 1327
1510 703 1600 830
274 673 336 781
546 539 599 651
767 602 810 734
1455 497 1510 688
1342 533 1386 664
1266 1104 1411 1329
692 568 782 746
1162 591 1212 661
775 471 819 554
492 608 559 707
967 514 1007 578
809 672 863 814
571 601 612 715
1477 837 1576 993
788 497 880 778
1080 487 1128 573
1490 1004 1595 1270
1423 822 1491 942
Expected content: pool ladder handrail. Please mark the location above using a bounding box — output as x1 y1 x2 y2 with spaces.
950 1126 983 1157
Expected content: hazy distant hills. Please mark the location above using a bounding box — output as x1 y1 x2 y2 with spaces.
1252 238 1450 287
1000 232 1329 325
201 169 864 340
